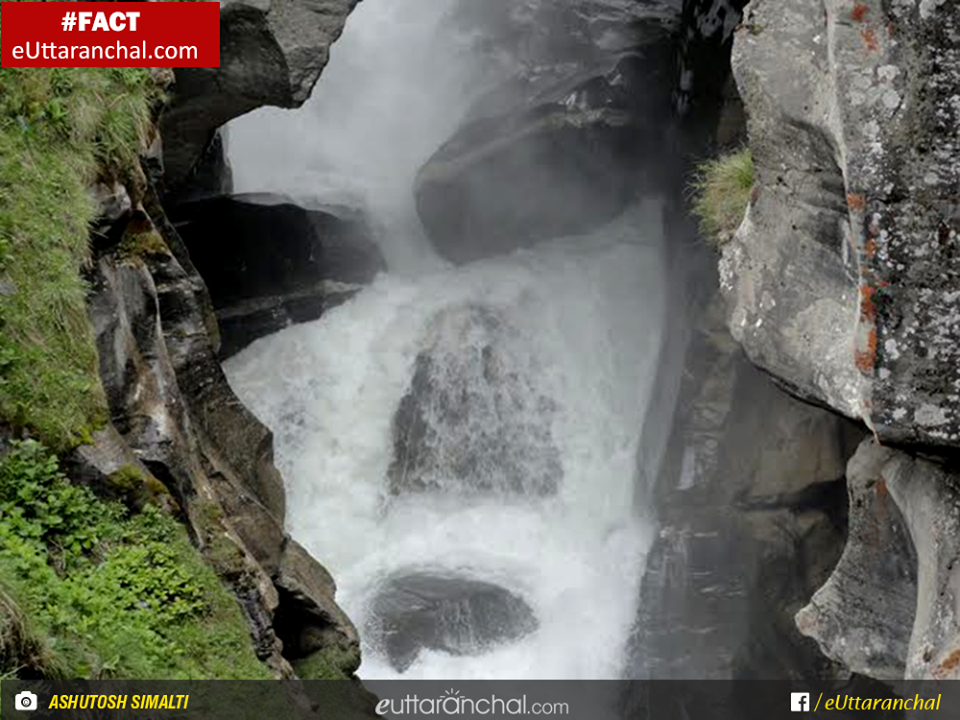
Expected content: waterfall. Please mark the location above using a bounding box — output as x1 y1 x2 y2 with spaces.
223 0 668 679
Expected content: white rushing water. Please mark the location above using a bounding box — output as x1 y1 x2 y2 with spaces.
223 0 666 679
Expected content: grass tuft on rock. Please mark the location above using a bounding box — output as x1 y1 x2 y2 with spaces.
690 147 754 247
0 67 162 449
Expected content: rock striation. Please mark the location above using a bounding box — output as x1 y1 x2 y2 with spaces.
798 439 960 681
70 0 371 680
627 286 864 679
80 168 360 679
795 440 917 680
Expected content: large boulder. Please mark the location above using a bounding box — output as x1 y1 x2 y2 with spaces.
795 440 917 680
798 438 960 681
368 571 538 671
389 305 561 497
720 0 960 450
160 0 361 192
170 193 384 357
414 0 680 263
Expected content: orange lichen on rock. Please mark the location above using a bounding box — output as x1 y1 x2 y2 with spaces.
862 27 879 51
851 3 869 22
847 192 867 211
855 328 877 373
937 649 960 677
860 284 876 322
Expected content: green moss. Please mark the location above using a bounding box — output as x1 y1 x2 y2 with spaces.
690 147 754 247
107 465 145 493
0 67 163 449
0 441 270 680
143 475 171 498
293 645 360 680
117 215 170 261
189 498 248 578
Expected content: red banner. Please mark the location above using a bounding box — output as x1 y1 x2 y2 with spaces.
1 2 220 68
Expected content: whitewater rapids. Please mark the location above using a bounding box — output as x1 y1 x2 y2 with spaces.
222 0 667 680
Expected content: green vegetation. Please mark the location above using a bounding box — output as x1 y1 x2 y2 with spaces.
690 147 754 247
0 440 270 679
0 67 163 449
293 645 361 681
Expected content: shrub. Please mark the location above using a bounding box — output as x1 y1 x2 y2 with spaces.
0 441 270 679
690 147 754 247
0 440 122 570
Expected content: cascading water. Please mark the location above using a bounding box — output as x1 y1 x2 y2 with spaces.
223 0 668 679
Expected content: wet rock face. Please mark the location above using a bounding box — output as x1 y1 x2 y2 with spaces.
389 305 562 497
170 193 384 357
415 0 680 263
369 571 538 672
161 0 361 191
274 539 360 669
88 184 360 677
721 0 960 450
627 290 864 679
674 0 747 119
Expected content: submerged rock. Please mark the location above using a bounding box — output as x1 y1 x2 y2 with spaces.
415 0 679 263
170 193 384 357
389 305 562 497
369 571 538 671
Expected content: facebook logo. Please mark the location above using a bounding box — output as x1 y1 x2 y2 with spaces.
791 693 811 712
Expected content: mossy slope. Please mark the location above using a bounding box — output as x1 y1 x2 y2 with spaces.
0 66 161 449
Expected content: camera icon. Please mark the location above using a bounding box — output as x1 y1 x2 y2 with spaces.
15 690 38 711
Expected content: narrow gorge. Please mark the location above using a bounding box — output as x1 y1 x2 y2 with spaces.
2 0 959 694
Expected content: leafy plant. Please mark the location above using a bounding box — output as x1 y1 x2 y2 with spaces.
0 442 269 679
0 440 122 569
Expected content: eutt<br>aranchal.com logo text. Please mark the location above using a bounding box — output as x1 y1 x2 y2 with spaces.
375 689 569 716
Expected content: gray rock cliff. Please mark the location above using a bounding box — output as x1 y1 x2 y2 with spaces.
721 0 960 683
722 0 960 449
